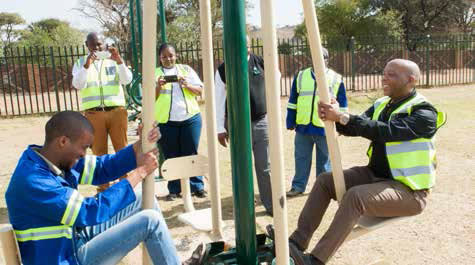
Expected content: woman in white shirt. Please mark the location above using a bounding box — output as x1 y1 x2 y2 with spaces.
155 43 206 201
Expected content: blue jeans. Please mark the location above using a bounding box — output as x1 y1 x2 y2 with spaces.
159 113 204 194
74 190 180 265
291 132 331 193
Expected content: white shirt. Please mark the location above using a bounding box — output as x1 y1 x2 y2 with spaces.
71 56 133 90
214 70 227 133
162 65 203 122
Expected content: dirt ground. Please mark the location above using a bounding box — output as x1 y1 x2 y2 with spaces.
0 84 474 265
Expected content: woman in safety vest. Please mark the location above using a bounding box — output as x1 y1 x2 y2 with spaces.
155 43 206 201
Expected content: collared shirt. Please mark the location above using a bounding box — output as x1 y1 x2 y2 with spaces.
71 56 133 90
32 148 63 177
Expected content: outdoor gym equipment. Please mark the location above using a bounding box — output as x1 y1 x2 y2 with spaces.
302 0 410 242
0 1 409 265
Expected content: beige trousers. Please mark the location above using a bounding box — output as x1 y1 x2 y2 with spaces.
84 106 128 192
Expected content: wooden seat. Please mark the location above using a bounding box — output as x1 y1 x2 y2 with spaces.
357 215 408 230
161 155 217 232
346 216 409 241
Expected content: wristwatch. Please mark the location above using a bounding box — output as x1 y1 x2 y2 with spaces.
339 113 350 125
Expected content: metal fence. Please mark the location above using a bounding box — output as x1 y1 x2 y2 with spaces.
1 34 474 117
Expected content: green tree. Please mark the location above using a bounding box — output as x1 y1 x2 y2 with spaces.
294 0 402 50
0 12 26 47
369 0 474 48
165 0 252 44
19 19 84 47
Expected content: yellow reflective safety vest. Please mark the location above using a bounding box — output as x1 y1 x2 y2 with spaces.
154 64 200 124
295 67 342 127
76 56 125 110
368 93 446 190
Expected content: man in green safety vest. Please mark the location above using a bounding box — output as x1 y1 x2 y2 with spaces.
273 59 446 265
72 32 133 193
286 47 348 197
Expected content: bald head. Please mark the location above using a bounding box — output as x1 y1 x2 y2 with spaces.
387 59 421 82
44 111 94 145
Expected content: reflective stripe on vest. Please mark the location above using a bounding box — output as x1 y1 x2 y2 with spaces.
368 93 446 190
15 225 72 242
295 68 341 127
80 155 97 185
61 190 84 226
77 56 125 110
154 64 200 123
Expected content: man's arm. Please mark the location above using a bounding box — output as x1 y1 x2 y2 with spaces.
214 69 229 146
109 47 133 85
286 74 299 130
214 69 227 134
19 169 136 227
336 82 348 113
75 125 160 186
117 64 133 85
335 106 373 136
325 101 438 142
349 104 438 142
72 57 88 89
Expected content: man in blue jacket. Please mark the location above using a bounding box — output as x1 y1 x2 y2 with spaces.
5 111 199 265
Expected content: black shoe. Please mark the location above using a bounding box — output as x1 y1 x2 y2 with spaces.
266 209 273 217
289 242 321 265
286 188 304 197
266 225 304 251
193 190 208 198
166 193 181 201
182 242 206 265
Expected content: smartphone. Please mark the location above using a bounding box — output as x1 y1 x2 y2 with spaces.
95 51 111 60
163 75 179 83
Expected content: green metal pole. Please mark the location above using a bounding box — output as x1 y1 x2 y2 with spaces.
222 1 257 265
159 0 167 43
129 0 139 75
135 0 143 59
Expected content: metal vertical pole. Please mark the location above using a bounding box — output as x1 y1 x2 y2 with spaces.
259 1 290 264
128 0 139 74
135 0 143 60
142 0 157 264
425 35 430 86
159 0 167 43
199 0 223 239
222 1 257 264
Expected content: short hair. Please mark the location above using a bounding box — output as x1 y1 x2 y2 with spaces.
85 32 102 45
158 43 176 56
44 111 94 144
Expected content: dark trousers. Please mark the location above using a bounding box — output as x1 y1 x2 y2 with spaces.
290 166 429 263
158 113 204 194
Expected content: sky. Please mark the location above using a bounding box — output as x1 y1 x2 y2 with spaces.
1 0 304 31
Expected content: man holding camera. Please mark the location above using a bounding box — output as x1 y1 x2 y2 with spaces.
72 32 133 193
